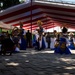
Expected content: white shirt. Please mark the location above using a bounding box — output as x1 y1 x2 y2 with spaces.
50 37 56 49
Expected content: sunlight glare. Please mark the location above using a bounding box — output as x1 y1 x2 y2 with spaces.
6 62 19 66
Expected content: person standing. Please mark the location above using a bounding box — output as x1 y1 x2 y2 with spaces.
46 32 51 48
26 30 32 48
19 22 26 50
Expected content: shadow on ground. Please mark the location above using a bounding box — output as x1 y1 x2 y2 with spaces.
0 49 75 75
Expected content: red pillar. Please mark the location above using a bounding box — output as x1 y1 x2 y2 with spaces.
31 0 32 34
31 0 32 47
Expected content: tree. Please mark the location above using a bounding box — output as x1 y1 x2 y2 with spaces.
0 0 20 10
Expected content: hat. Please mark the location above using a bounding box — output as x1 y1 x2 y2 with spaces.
68 32 74 35
37 20 43 26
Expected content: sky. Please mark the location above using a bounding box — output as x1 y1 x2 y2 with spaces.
48 0 75 3
25 0 75 3
62 0 75 2
63 0 75 2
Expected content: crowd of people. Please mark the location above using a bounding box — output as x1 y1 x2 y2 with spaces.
0 21 75 55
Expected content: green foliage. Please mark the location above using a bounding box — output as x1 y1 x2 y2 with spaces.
0 28 2 33
0 0 20 10
19 0 25 3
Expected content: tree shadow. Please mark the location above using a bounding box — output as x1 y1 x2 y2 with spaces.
0 49 75 75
